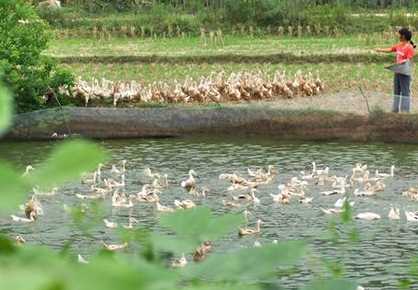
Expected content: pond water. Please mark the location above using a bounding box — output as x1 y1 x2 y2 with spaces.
1 137 418 290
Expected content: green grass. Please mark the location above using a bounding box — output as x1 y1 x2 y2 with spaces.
47 34 395 58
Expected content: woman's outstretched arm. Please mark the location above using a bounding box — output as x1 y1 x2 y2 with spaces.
375 47 393 53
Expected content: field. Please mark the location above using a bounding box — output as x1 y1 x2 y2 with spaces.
47 34 418 113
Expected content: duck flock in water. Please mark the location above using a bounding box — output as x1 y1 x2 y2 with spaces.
10 160 418 274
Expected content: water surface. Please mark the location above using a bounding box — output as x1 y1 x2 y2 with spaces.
1 137 418 289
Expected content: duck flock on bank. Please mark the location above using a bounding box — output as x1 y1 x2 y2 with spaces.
11 160 418 272
65 70 325 107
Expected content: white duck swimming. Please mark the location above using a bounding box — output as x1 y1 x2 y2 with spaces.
11 214 36 223
171 254 188 268
320 208 343 215
300 170 314 181
375 165 395 178
22 165 34 177
355 212 381 221
238 219 262 237
103 219 118 229
33 186 58 196
222 200 241 208
312 162 329 176
299 197 313 204
405 211 418 222
402 187 418 201
155 201 175 213
365 180 386 192
78 254 89 264
111 160 127 175
174 199 196 209
76 192 104 200
353 187 376 197
122 217 138 229
144 168 161 179
103 241 128 251
388 207 400 220
15 235 26 245
350 170 369 185
181 170 198 192
112 191 134 208
334 197 355 208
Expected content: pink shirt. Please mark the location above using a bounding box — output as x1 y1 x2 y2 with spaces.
391 43 415 64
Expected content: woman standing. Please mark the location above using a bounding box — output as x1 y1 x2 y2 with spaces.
376 28 416 113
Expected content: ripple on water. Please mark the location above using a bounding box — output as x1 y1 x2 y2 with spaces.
1 137 418 289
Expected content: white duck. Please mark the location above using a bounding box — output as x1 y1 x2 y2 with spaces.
122 217 138 229
78 254 89 264
103 241 128 251
171 254 188 268
222 200 241 208
11 214 36 223
320 208 343 215
144 168 161 179
174 199 196 209
405 211 418 222
388 207 400 220
250 189 260 205
155 202 175 213
181 170 198 192
354 187 376 197
355 212 381 220
103 219 118 229
111 160 127 175
299 197 313 204
33 187 58 196
375 165 395 178
22 165 34 177
76 192 104 200
300 170 314 181
312 162 329 176
238 219 262 237
334 197 355 208
112 191 134 208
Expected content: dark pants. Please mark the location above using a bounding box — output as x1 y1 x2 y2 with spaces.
393 73 411 113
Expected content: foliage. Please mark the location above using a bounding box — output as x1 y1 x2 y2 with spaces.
0 0 74 113
36 1 418 37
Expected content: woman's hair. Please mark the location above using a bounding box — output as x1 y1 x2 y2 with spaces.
399 27 417 48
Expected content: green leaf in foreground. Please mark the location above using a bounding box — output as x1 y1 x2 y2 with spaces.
30 140 107 189
151 233 199 255
184 241 306 282
0 84 12 136
302 278 358 290
159 207 244 241
0 162 30 212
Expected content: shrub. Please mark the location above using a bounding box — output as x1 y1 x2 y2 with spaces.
0 0 74 113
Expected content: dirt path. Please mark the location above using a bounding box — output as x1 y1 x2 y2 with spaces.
255 91 418 115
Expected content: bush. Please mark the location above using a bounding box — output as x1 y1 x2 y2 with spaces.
0 0 74 113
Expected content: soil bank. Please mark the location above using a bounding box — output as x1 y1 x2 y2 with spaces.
5 106 418 143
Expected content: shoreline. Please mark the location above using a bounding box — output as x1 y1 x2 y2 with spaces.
5 105 418 143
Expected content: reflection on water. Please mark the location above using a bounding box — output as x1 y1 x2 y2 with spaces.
1 137 418 289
